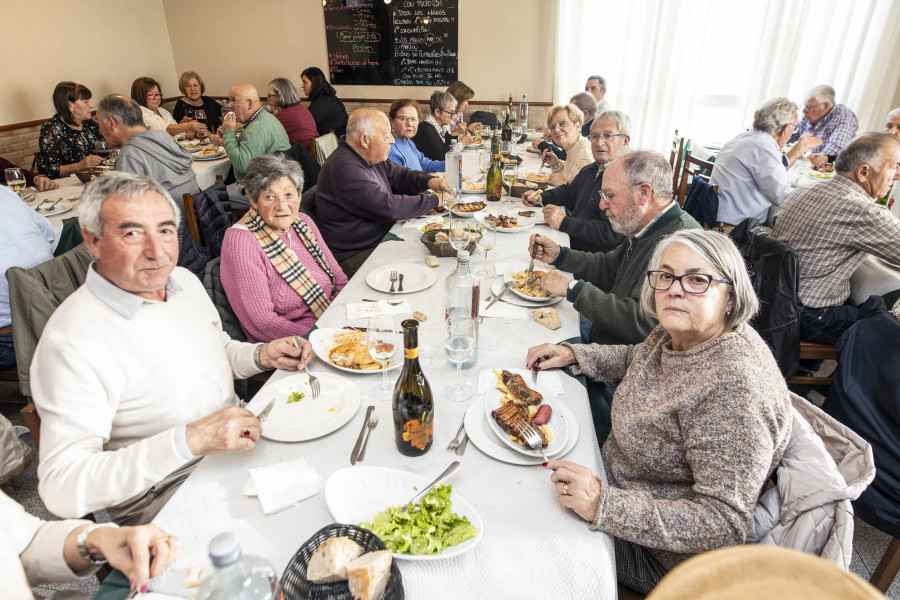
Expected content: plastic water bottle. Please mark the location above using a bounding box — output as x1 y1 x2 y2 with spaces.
445 145 462 192
445 250 479 369
196 533 282 600
519 94 529 129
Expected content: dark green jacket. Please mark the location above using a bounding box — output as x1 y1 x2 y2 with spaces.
555 203 700 346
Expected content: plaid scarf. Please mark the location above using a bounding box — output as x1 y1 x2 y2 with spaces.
238 208 336 318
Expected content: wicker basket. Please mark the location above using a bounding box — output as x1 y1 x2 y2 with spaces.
420 228 481 258
506 178 550 198
281 523 404 600
73 169 99 184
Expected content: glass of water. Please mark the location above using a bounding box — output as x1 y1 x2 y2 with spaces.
474 225 496 279
443 314 476 402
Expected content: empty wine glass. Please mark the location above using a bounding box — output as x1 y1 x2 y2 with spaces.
500 140 512 163
443 314 476 402
474 225 496 279
366 315 400 401
502 162 518 207
4 168 26 195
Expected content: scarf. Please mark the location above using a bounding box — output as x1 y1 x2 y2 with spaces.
237 208 336 318
424 115 450 141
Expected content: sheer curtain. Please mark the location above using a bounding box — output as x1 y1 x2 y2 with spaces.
555 0 900 152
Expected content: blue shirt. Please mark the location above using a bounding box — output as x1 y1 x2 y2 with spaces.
388 137 444 173
0 186 55 326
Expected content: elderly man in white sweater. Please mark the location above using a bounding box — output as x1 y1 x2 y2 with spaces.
31 171 312 526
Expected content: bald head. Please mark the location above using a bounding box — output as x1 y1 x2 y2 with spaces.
346 109 393 164
228 83 261 123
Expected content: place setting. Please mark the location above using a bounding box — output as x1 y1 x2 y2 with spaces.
365 263 438 294
26 195 78 217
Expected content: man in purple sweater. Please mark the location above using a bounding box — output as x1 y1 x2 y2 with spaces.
316 108 452 276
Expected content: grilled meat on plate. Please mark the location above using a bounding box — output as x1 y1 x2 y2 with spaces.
501 370 543 407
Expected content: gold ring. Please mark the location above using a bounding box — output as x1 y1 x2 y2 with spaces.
152 536 175 546
241 428 251 438
562 483 569 495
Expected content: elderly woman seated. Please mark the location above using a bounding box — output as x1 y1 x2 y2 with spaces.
540 103 592 187
526 229 792 595
387 99 444 172
131 76 207 139
413 91 474 161
221 154 347 343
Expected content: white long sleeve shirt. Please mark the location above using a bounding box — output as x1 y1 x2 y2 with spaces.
32 266 260 519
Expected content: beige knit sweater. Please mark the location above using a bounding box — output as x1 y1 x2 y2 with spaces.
567 323 792 570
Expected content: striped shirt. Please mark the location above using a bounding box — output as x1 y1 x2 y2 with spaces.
788 103 858 156
773 174 900 308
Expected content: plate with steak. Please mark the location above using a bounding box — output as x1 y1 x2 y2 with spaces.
484 368 568 458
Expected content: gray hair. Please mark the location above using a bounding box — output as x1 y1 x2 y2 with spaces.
569 92 598 119
834 132 900 173
429 90 456 115
97 94 145 129
596 109 631 136
244 153 305 201
267 77 301 109
80 171 180 238
888 107 900 121
587 75 607 91
807 84 836 106
752 97 799 135
615 150 673 201
640 229 759 330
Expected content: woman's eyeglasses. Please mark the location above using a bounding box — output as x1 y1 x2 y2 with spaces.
646 271 731 294
395 116 419 123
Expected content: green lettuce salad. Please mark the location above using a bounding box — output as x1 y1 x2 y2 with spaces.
359 484 477 555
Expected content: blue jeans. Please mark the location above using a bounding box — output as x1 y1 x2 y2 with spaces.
0 333 15 369
799 305 861 345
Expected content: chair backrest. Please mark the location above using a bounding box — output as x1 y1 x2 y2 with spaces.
670 131 685 198
7 243 94 397
312 132 339 166
470 110 499 130
682 176 719 229
31 152 40 171
300 185 318 223
190 178 236 258
182 192 203 245
675 150 716 207
277 142 321 192
202 256 246 343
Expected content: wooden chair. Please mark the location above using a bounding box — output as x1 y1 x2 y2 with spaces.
30 152 40 171
182 192 203 246
0 366 18 383
785 342 838 386
675 150 716 207
870 537 900 593
669 131 685 199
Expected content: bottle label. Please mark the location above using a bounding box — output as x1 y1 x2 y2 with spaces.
401 414 434 451
405 347 419 359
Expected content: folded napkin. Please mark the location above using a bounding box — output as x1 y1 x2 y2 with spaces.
477 368 564 395
242 458 322 515
479 297 528 320
346 299 411 320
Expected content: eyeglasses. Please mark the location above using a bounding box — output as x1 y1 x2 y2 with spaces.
803 101 825 112
395 116 419 123
646 270 731 294
147 92 162 99
440 109 455 116
548 120 572 131
599 183 642 203
266 93 278 99
589 132 627 142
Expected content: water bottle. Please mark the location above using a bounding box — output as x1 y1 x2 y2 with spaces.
445 250 479 369
519 94 529 130
196 533 282 600
445 145 462 192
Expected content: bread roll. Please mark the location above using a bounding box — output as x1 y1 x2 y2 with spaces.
532 308 561 330
434 232 449 244
425 256 440 267
346 550 392 600
306 537 364 583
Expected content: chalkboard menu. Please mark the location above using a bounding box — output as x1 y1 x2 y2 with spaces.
323 0 458 87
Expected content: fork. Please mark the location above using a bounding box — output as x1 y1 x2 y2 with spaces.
447 418 466 451
293 337 320 399
514 420 548 462
357 411 379 462
389 270 398 293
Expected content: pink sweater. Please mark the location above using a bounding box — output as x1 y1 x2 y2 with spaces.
220 215 347 343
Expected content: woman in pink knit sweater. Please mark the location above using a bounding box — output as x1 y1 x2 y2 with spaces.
221 154 347 343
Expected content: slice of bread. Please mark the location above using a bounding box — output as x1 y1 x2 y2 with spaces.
306 537 364 583
346 549 392 600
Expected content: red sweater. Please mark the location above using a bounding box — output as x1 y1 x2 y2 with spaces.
275 104 319 151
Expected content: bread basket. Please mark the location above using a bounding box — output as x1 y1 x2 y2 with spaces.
420 228 481 258
73 169 99 184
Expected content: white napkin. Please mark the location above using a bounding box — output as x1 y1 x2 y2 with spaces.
242 458 322 515
346 299 411 320
477 368 564 395
479 297 527 319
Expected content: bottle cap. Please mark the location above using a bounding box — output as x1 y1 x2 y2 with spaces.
457 250 470 261
208 532 242 567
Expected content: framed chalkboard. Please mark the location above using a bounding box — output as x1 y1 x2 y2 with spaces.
323 0 458 86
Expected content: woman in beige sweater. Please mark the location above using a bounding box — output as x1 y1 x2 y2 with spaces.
527 229 792 595
541 104 593 187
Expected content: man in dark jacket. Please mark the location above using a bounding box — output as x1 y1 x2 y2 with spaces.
523 110 631 252
530 150 701 346
316 109 452 276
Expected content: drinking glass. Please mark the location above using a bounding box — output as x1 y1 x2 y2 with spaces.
366 315 400 400
194 109 209 138
4 168 26 195
502 162 518 207
478 149 491 173
499 140 512 162
449 221 469 252
443 314 476 402
474 225 496 279
93 140 110 160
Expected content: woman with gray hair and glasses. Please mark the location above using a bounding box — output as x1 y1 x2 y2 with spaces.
526 228 792 595
413 90 475 161
268 77 318 151
220 154 347 343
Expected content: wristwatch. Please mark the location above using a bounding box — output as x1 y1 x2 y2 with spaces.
76 523 119 565
253 343 267 371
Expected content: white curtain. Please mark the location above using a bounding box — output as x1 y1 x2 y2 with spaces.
555 0 900 153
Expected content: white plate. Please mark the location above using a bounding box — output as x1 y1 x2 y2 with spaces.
248 372 360 442
465 392 578 465
473 210 535 233
482 374 569 458
192 150 225 161
325 466 483 561
452 203 486 217
489 278 563 307
309 328 401 374
366 263 437 294
463 142 485 151
502 261 557 303
460 185 486 194
28 198 77 218
806 171 833 181
179 141 211 153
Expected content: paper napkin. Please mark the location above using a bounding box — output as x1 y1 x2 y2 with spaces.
242 457 322 515
346 299 411 320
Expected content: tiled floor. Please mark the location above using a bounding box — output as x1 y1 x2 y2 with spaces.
2 383 897 598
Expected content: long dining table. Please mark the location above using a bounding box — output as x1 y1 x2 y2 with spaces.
149 145 617 599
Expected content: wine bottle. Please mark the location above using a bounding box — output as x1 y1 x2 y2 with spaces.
501 94 513 142
486 135 503 202
392 319 434 457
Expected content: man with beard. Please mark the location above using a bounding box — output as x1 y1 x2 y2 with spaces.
529 150 700 346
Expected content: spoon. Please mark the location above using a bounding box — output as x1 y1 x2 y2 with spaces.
403 461 461 512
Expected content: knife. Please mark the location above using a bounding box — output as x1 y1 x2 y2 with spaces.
256 398 276 422
526 234 539 285
351 406 375 465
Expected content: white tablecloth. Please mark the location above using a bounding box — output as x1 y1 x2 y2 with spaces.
150 149 616 599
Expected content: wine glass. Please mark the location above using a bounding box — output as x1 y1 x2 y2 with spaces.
93 140 110 161
499 140 512 162
449 221 470 252
366 315 400 401
474 225 496 279
4 168 26 195
194 109 209 138
443 314 476 402
502 162 518 207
